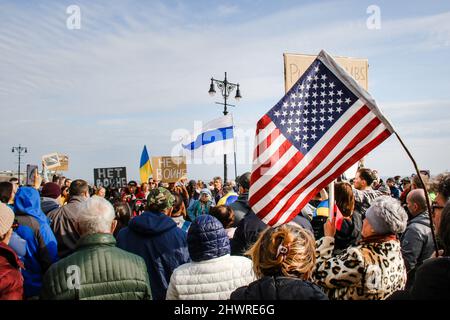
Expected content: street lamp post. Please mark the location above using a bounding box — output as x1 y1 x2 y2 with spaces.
11 144 27 185
208 72 242 184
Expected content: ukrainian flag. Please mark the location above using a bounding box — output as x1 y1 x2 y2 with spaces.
140 145 152 184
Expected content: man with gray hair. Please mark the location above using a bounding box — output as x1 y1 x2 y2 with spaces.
40 196 151 300
401 189 434 272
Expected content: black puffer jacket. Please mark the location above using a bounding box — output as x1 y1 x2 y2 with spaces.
231 276 328 300
188 214 230 262
231 211 268 256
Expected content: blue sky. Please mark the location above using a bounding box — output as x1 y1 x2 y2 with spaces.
0 0 449 183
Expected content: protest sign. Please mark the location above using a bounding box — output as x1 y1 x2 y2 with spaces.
283 53 368 92
42 153 61 169
54 154 69 171
26 164 38 186
93 167 127 188
151 156 187 183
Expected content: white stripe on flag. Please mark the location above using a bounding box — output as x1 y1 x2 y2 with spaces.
254 122 277 146
251 99 364 212
252 134 286 166
257 109 376 222
275 122 388 225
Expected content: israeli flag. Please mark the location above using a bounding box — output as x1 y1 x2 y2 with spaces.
182 115 235 159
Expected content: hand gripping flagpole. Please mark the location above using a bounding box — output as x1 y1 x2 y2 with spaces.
394 132 440 257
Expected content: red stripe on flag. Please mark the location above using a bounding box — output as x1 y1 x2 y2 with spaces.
266 117 383 225
254 127 281 159
257 114 273 131
250 139 296 192
253 115 275 160
255 105 370 220
269 129 391 226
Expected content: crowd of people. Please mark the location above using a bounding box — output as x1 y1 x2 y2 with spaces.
0 168 449 300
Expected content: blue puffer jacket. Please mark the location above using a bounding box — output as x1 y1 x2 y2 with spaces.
188 215 230 262
14 187 59 298
116 211 190 300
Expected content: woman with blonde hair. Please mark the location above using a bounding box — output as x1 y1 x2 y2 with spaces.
231 223 328 300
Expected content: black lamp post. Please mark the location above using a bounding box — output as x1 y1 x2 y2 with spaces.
208 72 242 184
12 144 27 185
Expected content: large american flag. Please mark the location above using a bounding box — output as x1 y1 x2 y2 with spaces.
249 50 394 227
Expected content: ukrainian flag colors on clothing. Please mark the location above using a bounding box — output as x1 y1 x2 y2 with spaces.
313 200 344 231
217 192 239 206
140 145 152 183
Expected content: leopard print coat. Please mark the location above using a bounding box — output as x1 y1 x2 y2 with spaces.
313 236 407 300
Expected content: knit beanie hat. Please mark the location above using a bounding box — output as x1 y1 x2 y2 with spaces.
41 182 61 199
365 196 408 235
0 203 15 236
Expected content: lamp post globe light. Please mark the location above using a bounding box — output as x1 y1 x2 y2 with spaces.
11 144 27 185
208 72 242 184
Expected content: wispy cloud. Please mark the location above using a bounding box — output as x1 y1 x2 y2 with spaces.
1 0 449 180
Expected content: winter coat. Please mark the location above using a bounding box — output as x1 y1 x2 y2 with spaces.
400 212 434 272
14 187 59 298
229 192 252 226
172 215 191 233
231 276 328 300
313 236 407 300
40 233 151 300
409 257 450 299
353 188 383 219
212 188 224 204
0 242 24 300
47 196 87 258
40 197 60 215
166 254 254 300
333 213 363 254
8 231 27 260
166 214 255 300
187 199 214 222
116 211 190 300
231 211 268 256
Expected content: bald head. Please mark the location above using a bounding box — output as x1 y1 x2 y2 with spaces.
407 189 427 216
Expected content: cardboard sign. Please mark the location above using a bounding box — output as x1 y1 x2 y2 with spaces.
26 164 38 186
283 53 369 92
42 153 61 169
93 167 127 188
54 154 69 171
151 156 187 183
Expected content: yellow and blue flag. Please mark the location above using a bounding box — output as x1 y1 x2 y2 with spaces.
140 145 152 184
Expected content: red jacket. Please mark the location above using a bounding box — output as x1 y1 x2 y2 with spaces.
0 242 24 300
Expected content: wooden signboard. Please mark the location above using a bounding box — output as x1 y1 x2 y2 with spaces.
151 156 187 183
283 53 368 92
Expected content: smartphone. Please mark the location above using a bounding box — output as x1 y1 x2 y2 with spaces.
26 164 38 186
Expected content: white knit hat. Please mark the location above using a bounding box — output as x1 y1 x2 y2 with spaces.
0 203 15 236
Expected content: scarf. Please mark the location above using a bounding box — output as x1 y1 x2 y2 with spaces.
359 234 398 245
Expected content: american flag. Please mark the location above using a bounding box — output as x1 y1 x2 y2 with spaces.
249 50 394 227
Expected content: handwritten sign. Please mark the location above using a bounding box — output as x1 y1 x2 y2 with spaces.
151 156 187 183
93 167 127 188
283 53 368 92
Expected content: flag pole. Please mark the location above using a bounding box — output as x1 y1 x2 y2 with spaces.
328 181 335 218
394 132 439 256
